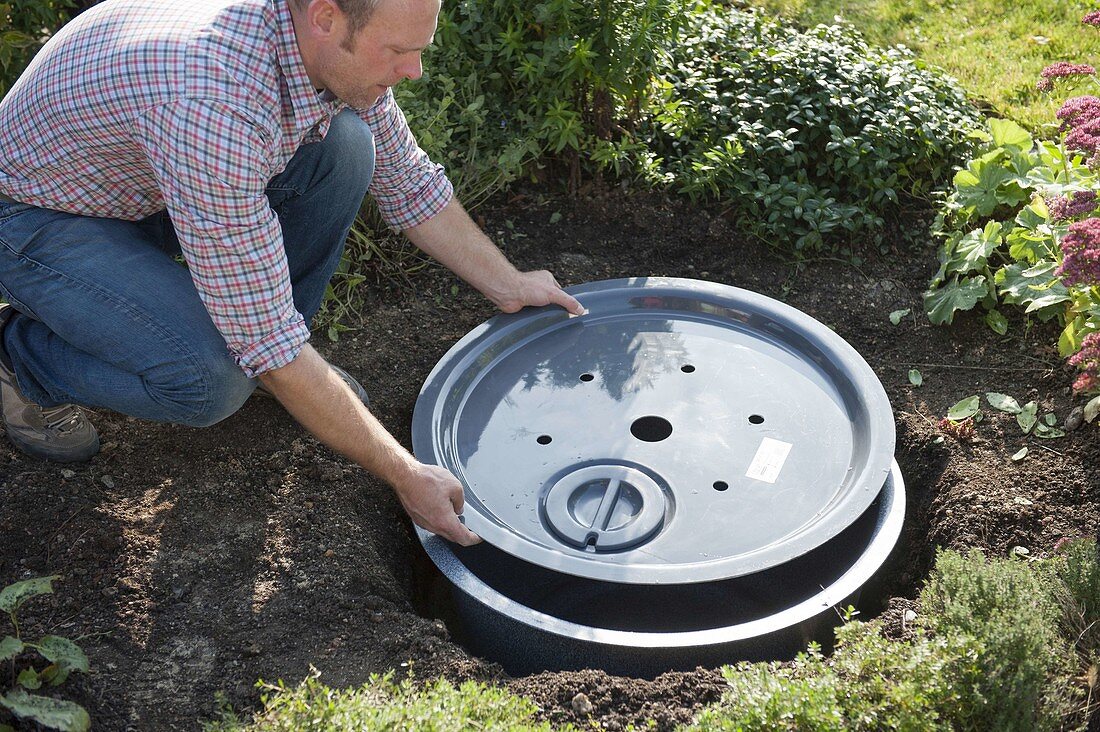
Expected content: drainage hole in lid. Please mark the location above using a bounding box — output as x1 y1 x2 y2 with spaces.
681 364 695 373
579 373 594 382
713 481 729 491
631 416 673 442
748 414 765 424
537 435 553 445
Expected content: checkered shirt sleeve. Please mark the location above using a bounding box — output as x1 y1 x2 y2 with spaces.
362 90 454 230
133 99 308 378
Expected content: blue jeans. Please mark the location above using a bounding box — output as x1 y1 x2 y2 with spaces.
0 110 375 427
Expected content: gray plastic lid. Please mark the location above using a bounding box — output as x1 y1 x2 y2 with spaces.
413 277 895 584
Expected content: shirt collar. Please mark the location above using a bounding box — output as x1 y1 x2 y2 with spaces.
272 0 335 134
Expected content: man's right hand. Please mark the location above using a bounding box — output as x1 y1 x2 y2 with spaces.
393 463 481 546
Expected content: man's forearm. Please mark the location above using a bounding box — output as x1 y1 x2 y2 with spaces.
260 343 415 484
257 343 479 545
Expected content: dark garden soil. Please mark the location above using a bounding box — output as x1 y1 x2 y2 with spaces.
1 189 1097 731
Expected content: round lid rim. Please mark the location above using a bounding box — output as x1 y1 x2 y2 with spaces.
413 276 896 584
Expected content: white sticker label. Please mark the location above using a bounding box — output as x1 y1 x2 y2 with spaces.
745 438 792 484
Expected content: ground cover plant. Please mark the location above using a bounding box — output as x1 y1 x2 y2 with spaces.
745 0 1099 131
207 673 569 731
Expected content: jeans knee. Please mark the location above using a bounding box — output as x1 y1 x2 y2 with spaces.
149 355 254 428
319 110 376 194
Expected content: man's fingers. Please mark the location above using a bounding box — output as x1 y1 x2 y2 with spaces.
550 288 587 316
448 483 465 514
438 514 482 545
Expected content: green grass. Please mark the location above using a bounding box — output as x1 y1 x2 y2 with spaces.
744 0 1100 131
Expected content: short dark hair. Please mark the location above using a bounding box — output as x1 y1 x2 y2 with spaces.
292 0 382 36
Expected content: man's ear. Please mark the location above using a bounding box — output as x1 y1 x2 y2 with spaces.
305 0 340 38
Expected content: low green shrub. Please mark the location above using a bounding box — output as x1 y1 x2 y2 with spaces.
687 542 1097 732
205 672 569 732
394 0 686 204
601 5 981 252
0 0 74 97
685 622 985 731
919 549 1082 731
1049 538 1100 725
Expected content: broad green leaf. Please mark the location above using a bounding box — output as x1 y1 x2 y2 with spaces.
889 308 910 325
17 668 40 690
1024 294 1073 314
953 155 1027 217
924 275 989 325
997 263 1070 311
908 369 922 386
39 663 68 687
1011 447 1028 461
1017 401 1038 433
1042 412 1057 426
1014 199 1049 230
0 690 90 732
989 118 1033 151
0 636 23 662
1006 227 1053 264
1084 396 1100 423
35 636 89 677
986 393 1021 413
1059 318 1084 357
946 222 1002 275
947 395 980 421
0 577 58 614
985 310 1008 335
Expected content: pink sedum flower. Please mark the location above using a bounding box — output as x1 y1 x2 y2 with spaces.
1058 96 1100 156
1046 191 1098 221
1042 62 1097 79
1038 63 1096 92
1057 218 1100 287
1073 371 1099 393
1069 332 1100 394
1084 10 1100 26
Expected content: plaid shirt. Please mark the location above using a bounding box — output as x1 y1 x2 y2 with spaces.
0 0 453 376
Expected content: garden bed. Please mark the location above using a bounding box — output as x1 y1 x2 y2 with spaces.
0 189 1096 731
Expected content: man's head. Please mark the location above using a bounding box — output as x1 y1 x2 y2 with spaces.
289 0 439 109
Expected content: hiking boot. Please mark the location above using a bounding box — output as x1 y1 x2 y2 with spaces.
254 363 370 407
0 305 100 462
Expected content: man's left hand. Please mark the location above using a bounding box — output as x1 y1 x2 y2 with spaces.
490 269 587 316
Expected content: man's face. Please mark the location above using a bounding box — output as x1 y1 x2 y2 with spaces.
308 0 439 109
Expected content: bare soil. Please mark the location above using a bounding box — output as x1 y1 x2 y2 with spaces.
1 189 1097 730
